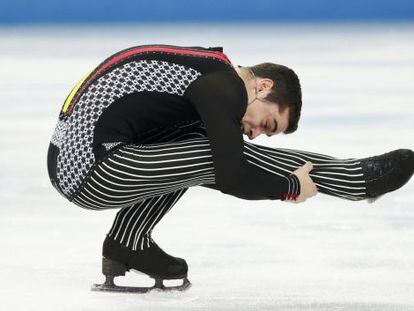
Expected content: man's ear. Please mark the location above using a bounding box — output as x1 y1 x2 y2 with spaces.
257 78 274 93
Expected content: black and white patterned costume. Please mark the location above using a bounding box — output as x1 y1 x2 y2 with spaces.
47 45 367 251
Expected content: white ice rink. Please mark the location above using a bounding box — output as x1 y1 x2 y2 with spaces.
0 23 414 310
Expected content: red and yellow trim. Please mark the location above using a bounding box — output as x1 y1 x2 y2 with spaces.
61 71 91 113
63 45 232 115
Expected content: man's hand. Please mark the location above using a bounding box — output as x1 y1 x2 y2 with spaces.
289 161 318 203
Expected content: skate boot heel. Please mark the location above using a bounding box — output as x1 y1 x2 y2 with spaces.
102 257 126 277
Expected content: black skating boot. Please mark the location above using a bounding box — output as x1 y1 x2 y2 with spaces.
360 149 414 200
92 236 191 293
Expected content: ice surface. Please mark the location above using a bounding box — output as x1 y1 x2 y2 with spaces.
0 23 413 311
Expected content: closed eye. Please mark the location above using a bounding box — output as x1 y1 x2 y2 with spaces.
266 119 278 137
272 119 278 133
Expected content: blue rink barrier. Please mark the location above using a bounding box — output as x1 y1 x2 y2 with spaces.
0 0 413 24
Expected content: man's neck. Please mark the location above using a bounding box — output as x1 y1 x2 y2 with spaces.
235 66 255 104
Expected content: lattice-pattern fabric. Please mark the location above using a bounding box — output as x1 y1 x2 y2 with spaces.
50 60 201 198
102 142 124 151
50 119 68 147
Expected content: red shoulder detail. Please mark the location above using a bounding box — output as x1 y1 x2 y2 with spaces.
66 45 232 115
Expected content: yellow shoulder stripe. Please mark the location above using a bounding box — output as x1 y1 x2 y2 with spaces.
62 71 91 113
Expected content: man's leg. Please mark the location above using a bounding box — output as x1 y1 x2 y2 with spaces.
76 124 411 290
72 119 407 292
74 123 209 255
91 188 192 292
72 137 216 209
73 121 213 210
107 188 188 251
242 142 367 201
74 139 367 216
84 125 208 290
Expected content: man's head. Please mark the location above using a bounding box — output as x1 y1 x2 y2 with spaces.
237 63 302 140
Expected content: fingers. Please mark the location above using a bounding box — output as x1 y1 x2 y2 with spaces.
303 161 313 173
303 161 317 195
285 161 317 205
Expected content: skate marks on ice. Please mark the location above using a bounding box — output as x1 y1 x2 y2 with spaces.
86 270 414 311
89 291 414 311
86 261 412 310
201 300 414 311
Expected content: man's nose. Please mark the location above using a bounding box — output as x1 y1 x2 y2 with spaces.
249 128 262 140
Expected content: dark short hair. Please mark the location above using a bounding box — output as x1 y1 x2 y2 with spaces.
248 63 302 134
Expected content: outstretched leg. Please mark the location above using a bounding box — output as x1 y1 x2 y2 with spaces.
242 142 367 201
241 142 413 201
74 132 410 208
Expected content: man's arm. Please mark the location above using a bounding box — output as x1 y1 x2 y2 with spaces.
185 70 301 200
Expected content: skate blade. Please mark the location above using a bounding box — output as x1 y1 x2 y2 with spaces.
91 277 191 293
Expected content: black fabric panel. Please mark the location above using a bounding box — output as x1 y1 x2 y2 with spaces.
93 91 201 158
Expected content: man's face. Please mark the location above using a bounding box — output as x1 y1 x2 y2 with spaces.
240 100 290 140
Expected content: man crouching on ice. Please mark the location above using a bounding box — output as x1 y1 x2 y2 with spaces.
47 45 414 292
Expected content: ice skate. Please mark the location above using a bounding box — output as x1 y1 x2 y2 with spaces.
361 149 414 200
91 236 191 293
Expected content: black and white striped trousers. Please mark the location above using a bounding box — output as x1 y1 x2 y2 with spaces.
73 124 367 251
